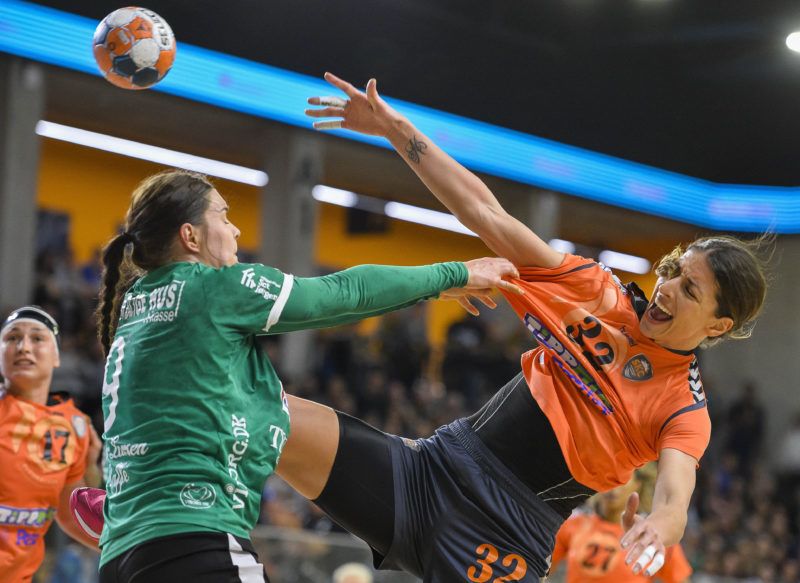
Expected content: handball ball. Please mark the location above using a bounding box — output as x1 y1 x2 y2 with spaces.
93 7 176 90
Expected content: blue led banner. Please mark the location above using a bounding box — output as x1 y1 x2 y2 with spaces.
1 0 798 233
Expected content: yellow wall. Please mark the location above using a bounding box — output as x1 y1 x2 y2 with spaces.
36 140 261 263
37 140 658 347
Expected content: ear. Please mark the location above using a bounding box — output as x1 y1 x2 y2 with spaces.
53 348 60 369
706 316 734 338
177 222 202 254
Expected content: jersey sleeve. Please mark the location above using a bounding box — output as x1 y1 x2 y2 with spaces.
657 544 693 583
657 404 711 462
270 262 467 335
65 411 91 484
201 263 293 334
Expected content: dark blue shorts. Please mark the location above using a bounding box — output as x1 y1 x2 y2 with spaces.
378 419 564 582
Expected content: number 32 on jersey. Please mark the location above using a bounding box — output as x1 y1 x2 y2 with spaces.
467 543 529 582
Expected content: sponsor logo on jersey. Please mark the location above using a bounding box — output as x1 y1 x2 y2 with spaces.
0 506 55 527
71 415 87 438
401 437 421 452
227 415 250 510
106 436 149 460
269 425 287 456
179 482 217 509
623 354 654 381
16 528 39 546
118 280 186 328
524 313 613 414
240 268 280 301
688 358 705 403
107 461 130 497
280 384 290 416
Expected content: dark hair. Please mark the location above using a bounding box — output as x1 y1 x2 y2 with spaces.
96 169 213 355
654 234 772 348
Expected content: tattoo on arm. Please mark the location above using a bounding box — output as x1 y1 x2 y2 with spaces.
405 135 428 164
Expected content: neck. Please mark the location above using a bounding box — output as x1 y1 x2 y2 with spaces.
6 380 50 405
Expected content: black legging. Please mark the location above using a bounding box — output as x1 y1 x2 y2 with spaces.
313 411 395 555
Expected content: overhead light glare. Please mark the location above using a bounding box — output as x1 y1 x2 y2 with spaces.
598 250 651 275
311 185 358 207
548 238 577 254
787 32 800 53
384 202 477 236
35 120 269 186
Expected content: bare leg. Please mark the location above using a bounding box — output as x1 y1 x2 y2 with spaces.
277 395 340 499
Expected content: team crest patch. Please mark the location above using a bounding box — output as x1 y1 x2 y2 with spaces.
623 354 653 381
71 415 87 438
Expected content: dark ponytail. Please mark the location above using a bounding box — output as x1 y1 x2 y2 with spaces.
97 233 138 355
95 169 213 355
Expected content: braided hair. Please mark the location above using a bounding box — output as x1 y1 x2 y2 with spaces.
96 169 213 355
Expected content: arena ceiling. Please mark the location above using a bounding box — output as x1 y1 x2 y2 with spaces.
31 0 800 187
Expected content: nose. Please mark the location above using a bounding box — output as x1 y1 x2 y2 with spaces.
16 335 33 353
233 225 241 239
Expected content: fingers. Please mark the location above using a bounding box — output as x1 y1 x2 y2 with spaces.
305 106 346 118
496 279 524 296
324 71 361 98
457 296 480 316
313 120 343 131
621 492 639 531
644 550 666 576
470 292 497 310
366 78 381 107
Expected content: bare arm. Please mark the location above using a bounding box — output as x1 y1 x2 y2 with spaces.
620 448 697 576
307 73 564 268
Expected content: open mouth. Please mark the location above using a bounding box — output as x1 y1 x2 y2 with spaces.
646 298 673 323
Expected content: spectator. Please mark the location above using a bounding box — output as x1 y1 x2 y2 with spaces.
332 562 372 583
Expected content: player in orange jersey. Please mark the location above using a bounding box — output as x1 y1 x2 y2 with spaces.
552 465 692 583
0 306 101 581
274 73 768 582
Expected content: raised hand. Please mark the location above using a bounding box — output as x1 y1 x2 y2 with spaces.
440 257 523 316
620 492 666 576
306 72 402 137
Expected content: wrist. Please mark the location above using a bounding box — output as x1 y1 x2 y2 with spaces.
386 116 414 143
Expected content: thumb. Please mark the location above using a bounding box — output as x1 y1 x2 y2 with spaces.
366 78 380 107
621 491 639 530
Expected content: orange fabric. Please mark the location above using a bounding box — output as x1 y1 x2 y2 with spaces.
0 392 90 582
500 254 710 491
552 513 692 583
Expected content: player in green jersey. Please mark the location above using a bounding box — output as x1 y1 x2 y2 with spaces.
83 168 520 583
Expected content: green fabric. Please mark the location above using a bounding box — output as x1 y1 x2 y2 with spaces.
271 262 468 333
99 260 466 565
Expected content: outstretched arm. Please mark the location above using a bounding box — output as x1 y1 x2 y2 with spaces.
307 73 564 268
269 257 521 334
620 448 696 577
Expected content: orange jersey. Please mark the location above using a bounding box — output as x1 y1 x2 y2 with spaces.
552 513 692 583
500 254 710 491
0 392 90 582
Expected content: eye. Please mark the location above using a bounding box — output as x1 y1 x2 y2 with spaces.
683 282 696 301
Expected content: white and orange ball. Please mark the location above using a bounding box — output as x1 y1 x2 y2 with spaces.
93 7 176 90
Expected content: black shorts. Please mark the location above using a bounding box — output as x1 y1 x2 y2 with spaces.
99 531 269 583
316 417 564 583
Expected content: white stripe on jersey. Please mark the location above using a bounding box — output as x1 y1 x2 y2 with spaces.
263 273 294 332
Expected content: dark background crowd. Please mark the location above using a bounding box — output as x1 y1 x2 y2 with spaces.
22 248 800 583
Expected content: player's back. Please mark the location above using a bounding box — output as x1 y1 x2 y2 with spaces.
100 261 292 565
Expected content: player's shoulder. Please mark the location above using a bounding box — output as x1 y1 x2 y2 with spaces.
47 392 90 428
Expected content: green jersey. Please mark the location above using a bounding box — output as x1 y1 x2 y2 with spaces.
99 260 467 564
